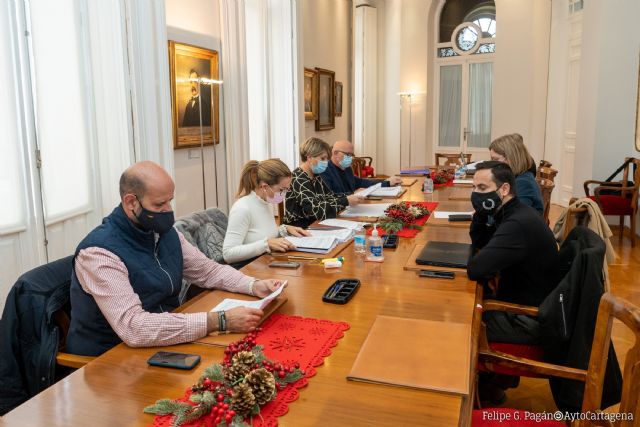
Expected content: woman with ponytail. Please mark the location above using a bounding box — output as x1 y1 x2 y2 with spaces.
223 159 310 265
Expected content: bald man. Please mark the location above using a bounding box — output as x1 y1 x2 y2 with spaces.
319 140 402 196
66 161 285 356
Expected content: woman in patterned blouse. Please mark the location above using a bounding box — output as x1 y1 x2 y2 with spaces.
283 137 361 228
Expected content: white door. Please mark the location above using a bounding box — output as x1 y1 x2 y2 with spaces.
435 57 494 160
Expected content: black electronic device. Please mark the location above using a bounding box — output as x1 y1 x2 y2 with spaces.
415 241 472 268
322 279 360 304
147 351 201 370
448 214 473 222
418 269 455 279
383 234 399 249
268 261 301 269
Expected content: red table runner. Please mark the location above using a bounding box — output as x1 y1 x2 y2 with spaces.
151 314 350 427
367 201 439 238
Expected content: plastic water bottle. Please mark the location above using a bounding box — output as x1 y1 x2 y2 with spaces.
423 176 434 194
454 165 466 180
366 225 384 262
354 225 366 254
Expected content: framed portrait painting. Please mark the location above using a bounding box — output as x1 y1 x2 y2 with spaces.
315 68 335 131
304 68 318 120
335 81 343 117
168 41 220 149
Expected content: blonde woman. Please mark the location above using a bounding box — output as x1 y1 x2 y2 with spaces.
283 137 361 228
223 159 309 265
489 133 544 214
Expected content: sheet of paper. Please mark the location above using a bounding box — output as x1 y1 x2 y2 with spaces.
433 211 474 219
308 228 354 242
284 236 338 253
211 281 286 312
319 218 367 229
466 161 482 170
356 183 382 198
340 203 391 218
453 179 474 185
370 186 402 197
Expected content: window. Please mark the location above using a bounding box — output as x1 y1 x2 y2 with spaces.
437 1 496 58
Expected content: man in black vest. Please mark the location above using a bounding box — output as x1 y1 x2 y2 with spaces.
67 161 284 356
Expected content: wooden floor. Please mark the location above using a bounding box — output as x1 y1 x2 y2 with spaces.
500 204 639 412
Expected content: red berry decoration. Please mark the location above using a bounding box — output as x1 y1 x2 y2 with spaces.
216 393 224 402
278 370 286 378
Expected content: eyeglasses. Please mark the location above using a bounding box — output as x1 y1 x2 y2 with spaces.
334 150 354 156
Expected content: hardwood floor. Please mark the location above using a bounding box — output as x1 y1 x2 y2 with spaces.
498 204 639 413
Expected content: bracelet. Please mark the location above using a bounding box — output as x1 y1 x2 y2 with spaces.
279 224 289 237
248 278 258 296
218 310 226 332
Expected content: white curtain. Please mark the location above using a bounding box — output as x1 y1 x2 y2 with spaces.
438 65 462 147
467 62 493 148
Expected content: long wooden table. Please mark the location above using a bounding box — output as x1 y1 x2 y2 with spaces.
2 179 480 427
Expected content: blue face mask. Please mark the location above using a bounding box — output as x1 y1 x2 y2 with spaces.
339 155 353 170
311 160 328 174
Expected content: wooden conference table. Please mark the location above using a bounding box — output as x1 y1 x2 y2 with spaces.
2 179 480 427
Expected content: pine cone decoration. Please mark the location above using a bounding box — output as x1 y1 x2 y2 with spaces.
230 383 256 417
243 368 276 405
225 351 255 383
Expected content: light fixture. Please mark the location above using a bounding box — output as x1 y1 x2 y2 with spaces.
398 92 414 170
193 77 223 210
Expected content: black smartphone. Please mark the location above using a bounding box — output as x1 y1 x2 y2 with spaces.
268 261 301 269
147 351 201 370
448 214 472 222
418 269 455 279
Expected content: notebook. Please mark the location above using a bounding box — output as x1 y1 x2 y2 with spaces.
415 241 472 268
284 236 338 253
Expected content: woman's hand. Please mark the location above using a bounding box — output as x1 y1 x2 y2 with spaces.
267 238 295 252
347 194 362 206
286 225 311 237
252 279 288 298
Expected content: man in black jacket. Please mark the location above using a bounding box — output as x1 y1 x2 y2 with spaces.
468 161 559 344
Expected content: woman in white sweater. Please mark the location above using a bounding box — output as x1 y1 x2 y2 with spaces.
223 159 309 265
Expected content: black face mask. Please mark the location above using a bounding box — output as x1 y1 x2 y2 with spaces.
134 196 175 234
471 191 502 216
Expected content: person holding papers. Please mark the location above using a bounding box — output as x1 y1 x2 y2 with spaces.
223 159 310 266
66 161 285 357
320 140 402 196
489 134 544 214
284 138 362 228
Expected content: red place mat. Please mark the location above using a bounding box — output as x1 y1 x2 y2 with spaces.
151 314 350 427
367 202 439 238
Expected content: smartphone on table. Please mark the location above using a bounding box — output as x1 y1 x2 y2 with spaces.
147 351 201 370
268 261 301 269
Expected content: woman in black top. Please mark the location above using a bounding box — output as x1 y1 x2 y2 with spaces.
283 138 361 228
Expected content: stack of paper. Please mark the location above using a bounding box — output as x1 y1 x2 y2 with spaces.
211 282 286 311
340 203 391 218
284 236 339 253
308 228 354 243
356 183 382 198
453 179 474 185
371 186 403 197
319 218 367 229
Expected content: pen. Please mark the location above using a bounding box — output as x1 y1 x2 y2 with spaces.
330 283 344 299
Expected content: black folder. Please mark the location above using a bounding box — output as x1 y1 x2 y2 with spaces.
415 241 471 268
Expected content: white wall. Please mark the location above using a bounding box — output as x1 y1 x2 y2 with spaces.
300 0 352 147
166 0 229 217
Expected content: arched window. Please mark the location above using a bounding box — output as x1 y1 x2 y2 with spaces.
437 1 496 57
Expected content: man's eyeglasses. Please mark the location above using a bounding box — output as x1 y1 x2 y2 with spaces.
334 150 354 156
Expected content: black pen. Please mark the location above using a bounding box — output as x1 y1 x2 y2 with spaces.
330 283 344 299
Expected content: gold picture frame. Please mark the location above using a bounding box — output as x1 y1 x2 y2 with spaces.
168 41 219 149
315 68 335 131
335 81 343 117
304 68 318 120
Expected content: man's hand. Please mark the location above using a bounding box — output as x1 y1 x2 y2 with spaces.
225 306 264 332
347 194 362 206
286 226 311 237
252 279 288 298
388 176 402 186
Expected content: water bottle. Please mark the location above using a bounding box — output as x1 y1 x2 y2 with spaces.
366 225 384 262
454 164 466 180
423 176 434 194
354 225 366 254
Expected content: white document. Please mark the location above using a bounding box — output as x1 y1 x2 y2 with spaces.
340 203 391 218
370 186 402 197
319 218 367 230
433 211 474 219
284 236 338 253
211 281 286 312
466 161 482 171
308 228 354 243
356 183 382 199
453 179 474 185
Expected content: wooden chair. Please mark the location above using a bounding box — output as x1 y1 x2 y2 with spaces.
473 292 640 427
536 178 555 224
537 160 558 183
352 156 374 178
584 157 640 247
435 152 472 168
53 309 95 369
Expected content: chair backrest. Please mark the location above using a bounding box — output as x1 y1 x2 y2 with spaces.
174 207 228 263
536 178 555 224
435 153 472 167
579 293 640 427
537 160 558 183
352 157 366 177
562 206 590 241
621 157 640 209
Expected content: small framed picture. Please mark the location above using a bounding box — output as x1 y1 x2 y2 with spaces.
168 41 220 149
315 68 335 131
335 81 343 117
304 68 318 120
